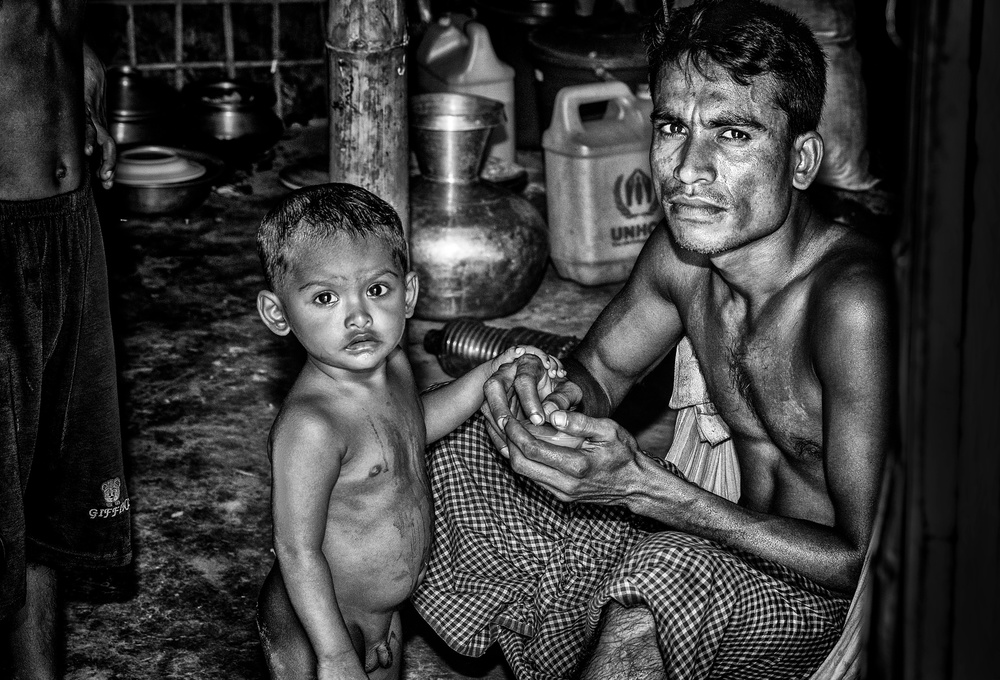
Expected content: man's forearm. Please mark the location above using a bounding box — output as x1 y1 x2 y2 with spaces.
627 456 866 593
562 356 614 418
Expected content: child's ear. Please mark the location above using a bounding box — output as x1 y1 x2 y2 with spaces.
257 290 291 336
404 271 419 319
791 130 823 190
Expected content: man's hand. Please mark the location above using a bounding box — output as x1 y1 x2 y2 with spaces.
481 352 582 453
83 45 116 190
499 407 663 508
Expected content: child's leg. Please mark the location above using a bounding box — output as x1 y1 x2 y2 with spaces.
257 561 317 679
363 609 402 680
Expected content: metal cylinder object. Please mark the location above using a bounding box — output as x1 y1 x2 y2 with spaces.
423 318 580 377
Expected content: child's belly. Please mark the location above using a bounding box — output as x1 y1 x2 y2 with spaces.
324 480 433 613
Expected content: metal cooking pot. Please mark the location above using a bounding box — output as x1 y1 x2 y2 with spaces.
181 80 284 164
105 65 178 146
109 146 226 216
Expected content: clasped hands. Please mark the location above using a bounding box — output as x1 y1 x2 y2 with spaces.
481 352 643 506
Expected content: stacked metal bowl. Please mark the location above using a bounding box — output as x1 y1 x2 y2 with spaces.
109 145 225 216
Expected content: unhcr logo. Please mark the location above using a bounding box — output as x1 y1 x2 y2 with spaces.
613 168 660 219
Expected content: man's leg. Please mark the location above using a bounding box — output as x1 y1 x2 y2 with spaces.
3 562 58 680
579 602 665 680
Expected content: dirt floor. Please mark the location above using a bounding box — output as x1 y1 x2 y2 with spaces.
57 121 896 679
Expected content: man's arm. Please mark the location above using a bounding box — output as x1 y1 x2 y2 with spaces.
569 225 687 416
483 224 685 429
502 259 895 593
270 407 367 679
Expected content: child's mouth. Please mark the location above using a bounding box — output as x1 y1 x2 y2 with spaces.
346 333 378 350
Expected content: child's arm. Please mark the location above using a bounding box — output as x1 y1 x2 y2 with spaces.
422 345 565 443
270 406 368 679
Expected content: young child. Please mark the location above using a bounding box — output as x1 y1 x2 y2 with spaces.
253 183 562 680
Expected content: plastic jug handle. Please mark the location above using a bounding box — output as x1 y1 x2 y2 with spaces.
463 22 499 72
554 81 636 135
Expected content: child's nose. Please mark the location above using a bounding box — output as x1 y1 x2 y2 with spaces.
345 300 372 327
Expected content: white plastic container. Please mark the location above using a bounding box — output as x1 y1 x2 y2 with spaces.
542 80 662 286
416 14 517 166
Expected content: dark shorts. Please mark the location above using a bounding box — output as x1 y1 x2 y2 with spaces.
0 178 132 619
412 414 849 680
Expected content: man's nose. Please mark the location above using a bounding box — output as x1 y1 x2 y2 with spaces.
673 136 716 185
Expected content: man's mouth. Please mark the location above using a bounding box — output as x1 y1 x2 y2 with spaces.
667 196 726 219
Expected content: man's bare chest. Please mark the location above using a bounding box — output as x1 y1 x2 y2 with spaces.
684 307 824 459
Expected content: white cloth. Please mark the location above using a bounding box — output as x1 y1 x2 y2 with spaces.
663 337 741 502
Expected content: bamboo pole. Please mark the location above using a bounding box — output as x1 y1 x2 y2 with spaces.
326 0 410 236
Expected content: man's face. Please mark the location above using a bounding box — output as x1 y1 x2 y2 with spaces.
650 59 801 255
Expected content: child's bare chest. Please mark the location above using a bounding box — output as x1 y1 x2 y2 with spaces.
325 389 433 609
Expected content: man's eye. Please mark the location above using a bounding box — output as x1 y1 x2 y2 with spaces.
314 291 337 305
721 129 751 141
368 283 389 297
660 122 685 135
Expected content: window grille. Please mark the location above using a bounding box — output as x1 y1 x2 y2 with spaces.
88 0 328 119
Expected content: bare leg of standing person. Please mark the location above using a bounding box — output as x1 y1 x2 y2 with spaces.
579 603 665 680
3 563 58 680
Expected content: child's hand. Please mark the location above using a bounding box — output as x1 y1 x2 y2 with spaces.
487 346 566 426
490 345 566 381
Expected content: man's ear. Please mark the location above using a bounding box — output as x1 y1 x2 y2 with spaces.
791 131 824 190
404 271 419 319
257 290 291 336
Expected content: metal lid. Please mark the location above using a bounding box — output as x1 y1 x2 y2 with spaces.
527 13 649 70
184 80 277 112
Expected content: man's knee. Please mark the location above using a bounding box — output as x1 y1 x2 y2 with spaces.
580 602 663 680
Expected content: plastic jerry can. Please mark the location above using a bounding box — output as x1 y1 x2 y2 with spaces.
416 14 517 166
542 80 663 286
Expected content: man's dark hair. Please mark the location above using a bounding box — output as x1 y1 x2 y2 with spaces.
257 182 408 290
645 0 827 137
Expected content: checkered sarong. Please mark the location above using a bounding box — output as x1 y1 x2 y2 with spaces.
411 414 850 680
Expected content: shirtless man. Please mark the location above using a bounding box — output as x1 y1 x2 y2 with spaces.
413 1 896 678
1 1 130 677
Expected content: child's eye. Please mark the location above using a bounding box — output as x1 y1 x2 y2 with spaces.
314 291 337 305
720 129 751 141
368 283 389 297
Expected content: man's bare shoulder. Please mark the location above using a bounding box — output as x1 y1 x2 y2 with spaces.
806 226 895 339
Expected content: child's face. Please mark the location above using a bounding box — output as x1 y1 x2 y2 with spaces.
258 233 417 375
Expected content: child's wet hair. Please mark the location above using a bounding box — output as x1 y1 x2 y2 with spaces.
257 183 408 290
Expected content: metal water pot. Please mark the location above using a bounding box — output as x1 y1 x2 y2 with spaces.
409 93 549 320
181 80 284 164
